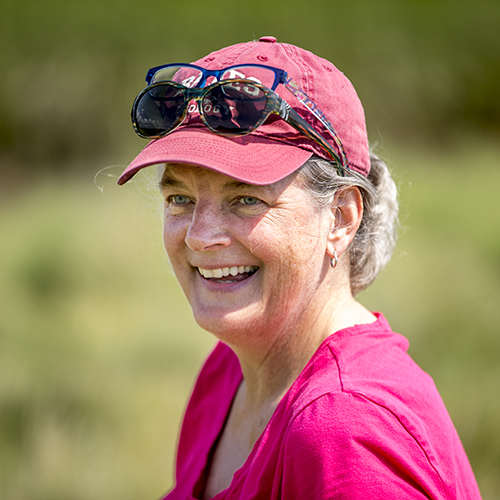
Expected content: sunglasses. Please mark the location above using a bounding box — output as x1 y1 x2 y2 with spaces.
132 63 349 175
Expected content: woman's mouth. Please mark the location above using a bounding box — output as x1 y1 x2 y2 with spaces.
197 266 259 282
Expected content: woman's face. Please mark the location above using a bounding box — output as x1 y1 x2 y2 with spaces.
161 164 333 347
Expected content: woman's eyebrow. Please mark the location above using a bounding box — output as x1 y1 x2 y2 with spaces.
158 175 187 190
159 175 270 194
222 180 266 192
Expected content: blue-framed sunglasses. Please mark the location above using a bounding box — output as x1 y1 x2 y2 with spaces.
132 63 349 175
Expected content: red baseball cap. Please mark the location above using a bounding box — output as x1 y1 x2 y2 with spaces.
118 36 370 186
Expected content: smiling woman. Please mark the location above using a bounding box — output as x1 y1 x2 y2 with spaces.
117 38 482 499
159 163 351 347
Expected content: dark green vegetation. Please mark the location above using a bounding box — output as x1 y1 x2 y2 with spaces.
1 0 499 177
1 0 499 498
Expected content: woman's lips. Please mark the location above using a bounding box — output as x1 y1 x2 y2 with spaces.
197 265 259 281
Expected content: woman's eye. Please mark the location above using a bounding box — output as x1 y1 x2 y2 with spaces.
238 196 259 206
170 195 189 205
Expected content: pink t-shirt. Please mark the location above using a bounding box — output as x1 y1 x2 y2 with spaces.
163 313 481 499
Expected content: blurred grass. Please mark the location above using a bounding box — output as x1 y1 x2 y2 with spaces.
1 144 499 499
0 172 215 499
1 0 500 497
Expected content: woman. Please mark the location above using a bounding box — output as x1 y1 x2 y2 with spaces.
118 37 481 499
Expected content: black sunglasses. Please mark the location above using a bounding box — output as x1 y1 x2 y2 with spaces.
132 78 346 175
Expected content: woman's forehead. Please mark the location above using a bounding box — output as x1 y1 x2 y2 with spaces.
161 163 300 194
162 163 247 186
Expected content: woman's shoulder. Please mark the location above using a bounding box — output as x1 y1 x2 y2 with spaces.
288 314 451 448
277 314 480 499
280 388 480 499
290 313 417 397
296 313 433 404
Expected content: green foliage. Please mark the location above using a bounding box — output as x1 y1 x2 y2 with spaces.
1 1 499 497
1 146 500 499
1 0 500 174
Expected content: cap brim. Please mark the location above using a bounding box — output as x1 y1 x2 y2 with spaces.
118 128 313 186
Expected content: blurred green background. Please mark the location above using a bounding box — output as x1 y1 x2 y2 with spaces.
1 0 499 498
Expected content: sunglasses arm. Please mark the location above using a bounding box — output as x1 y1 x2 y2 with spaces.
278 102 345 176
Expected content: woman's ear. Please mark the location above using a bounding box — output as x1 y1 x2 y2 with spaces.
326 187 364 259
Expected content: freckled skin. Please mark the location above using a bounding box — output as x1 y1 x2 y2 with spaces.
160 164 332 357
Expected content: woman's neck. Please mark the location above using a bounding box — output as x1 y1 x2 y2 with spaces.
202 293 375 499
232 293 375 417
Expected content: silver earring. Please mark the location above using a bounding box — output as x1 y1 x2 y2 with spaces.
330 249 338 269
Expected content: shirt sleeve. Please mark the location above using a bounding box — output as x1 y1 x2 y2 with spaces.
281 392 446 500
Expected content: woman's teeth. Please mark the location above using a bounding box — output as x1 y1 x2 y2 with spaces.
197 266 258 279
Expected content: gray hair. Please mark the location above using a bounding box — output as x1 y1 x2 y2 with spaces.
299 154 399 295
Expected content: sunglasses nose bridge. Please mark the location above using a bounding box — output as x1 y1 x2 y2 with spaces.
185 94 203 114
180 87 213 128
184 87 209 107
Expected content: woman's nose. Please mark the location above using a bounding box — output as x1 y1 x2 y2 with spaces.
185 204 232 252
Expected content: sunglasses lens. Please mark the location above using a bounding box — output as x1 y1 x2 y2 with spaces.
150 65 203 87
151 65 278 89
202 82 267 134
220 65 278 89
134 84 186 137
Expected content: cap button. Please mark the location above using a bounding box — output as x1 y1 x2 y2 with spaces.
259 36 277 43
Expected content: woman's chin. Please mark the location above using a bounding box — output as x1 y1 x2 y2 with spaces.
191 304 262 341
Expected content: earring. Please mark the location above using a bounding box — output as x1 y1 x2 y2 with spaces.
330 249 338 269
